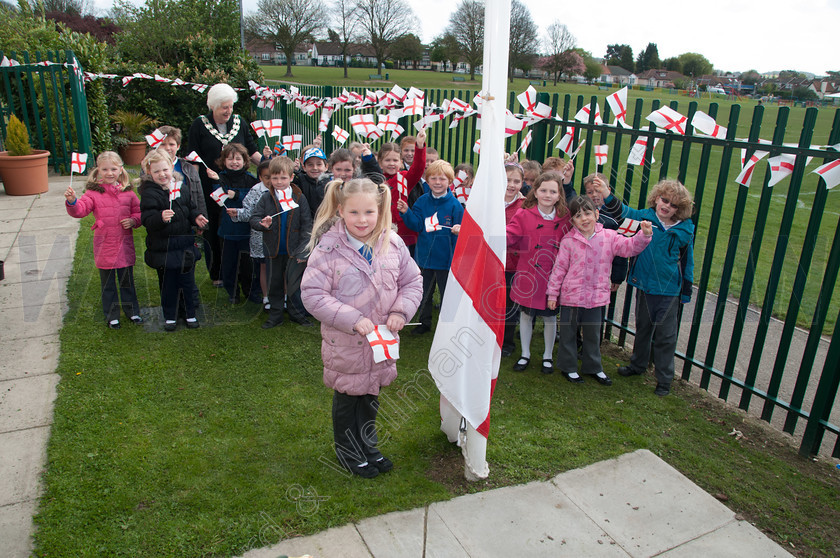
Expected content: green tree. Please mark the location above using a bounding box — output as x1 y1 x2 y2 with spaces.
740 69 761 85
328 0 358 78
247 0 325 77
355 0 418 70
114 0 240 66
542 20 575 86
678 52 713 77
446 0 483 81
390 33 423 69
792 86 817 101
430 32 459 72
663 56 681 72
635 42 660 73
604 44 634 72
508 0 538 82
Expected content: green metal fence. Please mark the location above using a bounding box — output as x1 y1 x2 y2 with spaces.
0 50 92 172
258 85 840 457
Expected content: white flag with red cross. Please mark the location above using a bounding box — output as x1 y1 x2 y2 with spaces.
184 151 207 167
812 159 840 189
447 96 470 116
70 152 88 174
396 173 409 199
556 127 575 154
318 108 334 132
413 113 444 132
388 84 407 104
389 124 405 141
145 128 167 148
627 136 660 166
348 114 381 139
768 154 796 187
517 85 537 113
425 212 442 232
504 112 527 137
332 125 349 145
250 120 267 138
691 111 727 139
282 134 303 152
453 184 471 204
406 86 425 101
403 96 424 116
264 119 283 138
366 325 400 363
527 102 552 121
594 144 608 166
518 130 532 153
735 150 769 186
378 113 401 133
210 187 228 207
647 106 688 135
190 83 207 93
276 188 299 212
473 138 481 154
575 103 603 125
452 169 469 190
169 181 182 203
606 86 629 127
616 218 640 237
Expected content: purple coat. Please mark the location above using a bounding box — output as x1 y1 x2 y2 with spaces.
301 219 423 396
66 182 141 269
506 205 571 310
546 224 651 309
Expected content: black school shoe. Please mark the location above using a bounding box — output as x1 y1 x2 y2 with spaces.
262 318 282 329
654 383 671 396
372 456 393 473
541 359 554 374
347 462 379 479
618 365 645 377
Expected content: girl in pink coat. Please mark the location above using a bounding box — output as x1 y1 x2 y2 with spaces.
547 196 652 385
65 152 142 329
301 177 422 479
506 171 572 374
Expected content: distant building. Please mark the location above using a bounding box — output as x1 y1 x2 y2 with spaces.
809 79 840 100
311 42 378 67
598 65 637 86
635 69 685 88
246 39 313 66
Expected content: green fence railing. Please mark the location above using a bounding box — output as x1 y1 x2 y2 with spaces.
257 85 840 458
0 49 92 172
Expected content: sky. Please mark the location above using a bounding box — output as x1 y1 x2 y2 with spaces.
92 0 839 76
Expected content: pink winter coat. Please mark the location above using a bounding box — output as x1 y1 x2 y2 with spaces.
506 205 571 310
301 219 423 396
65 182 141 269
546 223 651 309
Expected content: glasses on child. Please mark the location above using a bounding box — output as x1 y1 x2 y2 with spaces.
659 197 680 210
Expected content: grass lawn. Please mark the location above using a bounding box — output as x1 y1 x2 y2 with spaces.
258 66 840 334
33 215 840 557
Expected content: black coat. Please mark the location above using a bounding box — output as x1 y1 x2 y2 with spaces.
139 179 201 270
249 186 312 259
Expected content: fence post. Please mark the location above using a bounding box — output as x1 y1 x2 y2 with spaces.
798 311 840 457
322 85 333 154
66 51 92 164
528 92 550 163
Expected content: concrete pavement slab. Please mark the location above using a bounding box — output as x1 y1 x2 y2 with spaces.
19 215 77 233
0 426 50 507
355 508 426 558
0 194 39 209
238 524 372 558
0 334 59 381
2 229 78 251
657 519 795 558
423 507 472 558
0 278 67 310
0 500 37 558
0 218 21 234
0 302 67 342
430 481 628 557
0 374 58 432
553 450 733 557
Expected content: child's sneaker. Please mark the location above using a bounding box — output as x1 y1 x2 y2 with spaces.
372 456 393 473
654 383 671 396
348 462 379 479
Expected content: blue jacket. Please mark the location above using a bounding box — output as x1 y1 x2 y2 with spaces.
603 195 694 299
217 169 257 240
401 190 464 270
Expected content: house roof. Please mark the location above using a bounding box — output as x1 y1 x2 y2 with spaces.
314 42 376 57
636 69 685 81
605 65 633 77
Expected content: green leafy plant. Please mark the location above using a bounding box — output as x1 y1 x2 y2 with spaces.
4 114 33 156
110 110 158 148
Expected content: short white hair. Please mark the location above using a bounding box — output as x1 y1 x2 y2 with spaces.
206 83 238 111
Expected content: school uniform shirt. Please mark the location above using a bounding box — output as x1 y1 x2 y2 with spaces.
400 189 464 270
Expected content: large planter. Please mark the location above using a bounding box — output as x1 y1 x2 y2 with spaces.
119 141 148 166
0 150 50 196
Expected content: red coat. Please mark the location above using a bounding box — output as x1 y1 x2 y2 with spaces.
387 144 426 247
506 205 571 310
504 196 524 271
66 183 141 269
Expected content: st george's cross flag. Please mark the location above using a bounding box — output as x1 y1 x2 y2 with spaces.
617 218 640 236
517 85 537 113
735 150 770 186
184 151 207 167
425 212 442 232
348 114 381 139
282 134 303 152
627 136 659 166
518 129 532 153
768 153 797 187
168 181 182 206
145 128 167 148
647 106 688 135
210 187 229 207
691 111 727 139
318 108 334 132
264 119 283 138
556 127 576 155
276 187 300 212
606 86 629 127
70 152 88 174
812 158 840 189
594 144 608 166
396 172 409 199
366 325 400 363
574 103 603 125
452 169 469 190
332 125 349 145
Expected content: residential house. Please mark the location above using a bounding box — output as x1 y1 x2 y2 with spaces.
808 79 840 100
599 65 637 86
246 39 313 66
636 69 685 88
312 42 378 67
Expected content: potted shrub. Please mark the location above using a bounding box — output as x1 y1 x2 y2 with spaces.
111 110 158 166
0 114 50 196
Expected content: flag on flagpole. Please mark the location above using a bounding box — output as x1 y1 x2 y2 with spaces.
594 144 608 166
210 187 229 207
70 152 88 174
145 128 167 148
768 153 796 187
366 325 400 363
813 159 840 189
429 0 508 481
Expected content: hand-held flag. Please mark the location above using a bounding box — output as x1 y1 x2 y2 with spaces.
276 188 300 212
184 151 207 168
210 187 229 207
282 134 302 152
70 152 88 174
366 325 400 363
617 218 640 236
396 173 409 199
425 212 442 232
145 128 167 148
332 125 349 145
594 144 608 166
627 137 659 166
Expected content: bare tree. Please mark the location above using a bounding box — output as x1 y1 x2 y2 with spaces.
328 0 358 78
446 0 483 81
355 0 418 71
543 20 576 85
247 0 326 77
507 0 538 82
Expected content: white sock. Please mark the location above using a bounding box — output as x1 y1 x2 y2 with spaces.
165 320 176 325
263 296 269 303
109 319 119 325
185 317 197 323
596 371 608 379
130 315 140 320
568 371 581 379
519 311 533 358
543 315 557 360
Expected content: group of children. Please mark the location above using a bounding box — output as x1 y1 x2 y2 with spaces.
65 120 694 477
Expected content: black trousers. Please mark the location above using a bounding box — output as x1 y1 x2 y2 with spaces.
558 305 605 375
156 268 201 319
332 391 382 468
160 266 196 321
418 268 448 327
99 267 140 322
265 253 290 323
284 256 309 320
503 270 519 352
631 292 680 385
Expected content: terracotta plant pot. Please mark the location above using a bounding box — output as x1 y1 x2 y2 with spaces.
0 150 50 196
119 141 148 166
